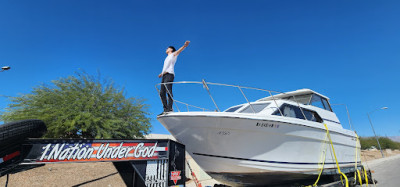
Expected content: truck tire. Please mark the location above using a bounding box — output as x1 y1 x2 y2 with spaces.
0 119 47 148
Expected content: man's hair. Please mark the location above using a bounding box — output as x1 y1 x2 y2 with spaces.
168 46 176 52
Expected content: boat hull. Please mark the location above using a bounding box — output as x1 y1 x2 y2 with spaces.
158 113 360 186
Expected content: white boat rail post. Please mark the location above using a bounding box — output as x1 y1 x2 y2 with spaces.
291 95 308 121
345 105 353 130
268 90 283 116
238 86 256 113
202 79 220 112
307 94 313 105
163 83 181 112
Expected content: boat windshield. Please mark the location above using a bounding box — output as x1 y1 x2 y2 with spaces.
310 94 332 111
282 94 312 105
282 94 332 112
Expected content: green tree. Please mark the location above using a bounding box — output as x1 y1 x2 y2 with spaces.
1 71 151 139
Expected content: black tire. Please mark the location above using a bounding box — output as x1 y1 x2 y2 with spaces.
0 119 47 148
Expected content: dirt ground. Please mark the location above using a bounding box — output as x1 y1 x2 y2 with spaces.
361 149 400 162
0 162 125 187
1 149 399 187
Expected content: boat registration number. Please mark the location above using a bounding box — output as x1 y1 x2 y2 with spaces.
256 122 279 128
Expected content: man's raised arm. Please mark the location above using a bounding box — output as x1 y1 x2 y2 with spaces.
174 41 190 56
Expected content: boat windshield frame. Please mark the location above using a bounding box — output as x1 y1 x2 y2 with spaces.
281 93 333 112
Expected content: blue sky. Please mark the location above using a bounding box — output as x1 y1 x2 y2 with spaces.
0 0 399 137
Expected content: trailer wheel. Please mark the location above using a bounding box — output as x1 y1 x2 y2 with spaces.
0 119 47 148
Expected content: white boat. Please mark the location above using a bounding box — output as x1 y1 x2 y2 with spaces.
156 81 361 186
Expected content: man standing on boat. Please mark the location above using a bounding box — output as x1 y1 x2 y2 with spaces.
158 41 190 114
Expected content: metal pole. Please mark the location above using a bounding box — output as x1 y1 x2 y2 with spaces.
238 87 256 113
367 113 385 158
292 95 308 120
344 105 353 130
268 91 283 116
202 79 220 112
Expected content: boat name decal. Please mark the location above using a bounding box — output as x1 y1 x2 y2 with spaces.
256 122 279 128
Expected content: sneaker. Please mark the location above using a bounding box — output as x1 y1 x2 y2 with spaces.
158 112 165 116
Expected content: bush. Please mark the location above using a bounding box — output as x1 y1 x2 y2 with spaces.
359 137 400 150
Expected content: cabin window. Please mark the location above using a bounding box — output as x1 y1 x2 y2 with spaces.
273 104 322 123
321 98 332 112
310 94 325 109
225 105 243 112
302 109 323 122
309 94 332 111
273 104 305 119
240 103 270 113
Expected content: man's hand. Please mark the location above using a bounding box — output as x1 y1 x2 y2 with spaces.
158 73 163 78
184 41 190 47
174 40 191 56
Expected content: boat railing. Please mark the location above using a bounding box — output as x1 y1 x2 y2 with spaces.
155 80 311 120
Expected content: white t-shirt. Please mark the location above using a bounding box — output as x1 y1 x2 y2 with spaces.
161 53 178 75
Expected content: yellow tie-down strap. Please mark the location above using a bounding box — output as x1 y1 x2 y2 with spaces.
306 124 349 187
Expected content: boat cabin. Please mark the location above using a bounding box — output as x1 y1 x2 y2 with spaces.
224 89 341 126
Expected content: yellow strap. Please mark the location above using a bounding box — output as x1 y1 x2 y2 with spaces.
306 124 350 187
339 172 349 187
354 134 359 179
363 165 369 187
324 124 349 187
357 169 363 185
311 133 329 186
354 133 361 184
355 133 370 186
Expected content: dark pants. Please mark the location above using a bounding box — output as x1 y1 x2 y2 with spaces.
160 73 174 112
